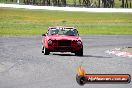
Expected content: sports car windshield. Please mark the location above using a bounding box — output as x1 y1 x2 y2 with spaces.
48 28 79 36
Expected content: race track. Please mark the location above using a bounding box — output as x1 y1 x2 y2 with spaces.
0 35 132 88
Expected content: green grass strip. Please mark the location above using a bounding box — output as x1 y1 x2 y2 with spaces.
0 8 132 36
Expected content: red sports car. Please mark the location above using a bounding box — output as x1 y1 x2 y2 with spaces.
42 26 83 56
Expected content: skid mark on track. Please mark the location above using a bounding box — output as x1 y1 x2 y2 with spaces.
0 60 23 73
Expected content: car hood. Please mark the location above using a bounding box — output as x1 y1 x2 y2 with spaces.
47 35 81 41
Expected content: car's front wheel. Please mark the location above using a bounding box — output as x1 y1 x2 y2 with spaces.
42 46 50 55
75 48 83 56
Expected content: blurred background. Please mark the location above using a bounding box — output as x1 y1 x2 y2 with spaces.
0 0 132 8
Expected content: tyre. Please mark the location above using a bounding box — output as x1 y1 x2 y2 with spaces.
42 46 50 55
42 46 44 53
75 48 83 56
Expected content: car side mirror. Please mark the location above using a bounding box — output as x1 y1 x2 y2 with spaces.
42 34 46 36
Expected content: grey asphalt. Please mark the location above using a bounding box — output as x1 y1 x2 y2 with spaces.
0 35 132 88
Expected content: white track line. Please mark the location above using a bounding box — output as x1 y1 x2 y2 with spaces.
0 3 132 13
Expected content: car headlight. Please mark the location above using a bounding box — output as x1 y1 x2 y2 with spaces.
48 39 52 45
77 40 82 46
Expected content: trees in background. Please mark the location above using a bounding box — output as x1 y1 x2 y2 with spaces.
8 0 132 8
102 0 114 8
121 0 131 8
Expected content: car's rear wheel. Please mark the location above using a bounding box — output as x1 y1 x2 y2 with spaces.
75 48 83 56
42 46 50 55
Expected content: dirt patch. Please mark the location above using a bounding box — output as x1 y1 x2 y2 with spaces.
121 47 132 54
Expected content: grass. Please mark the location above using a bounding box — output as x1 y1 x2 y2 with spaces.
0 7 132 36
